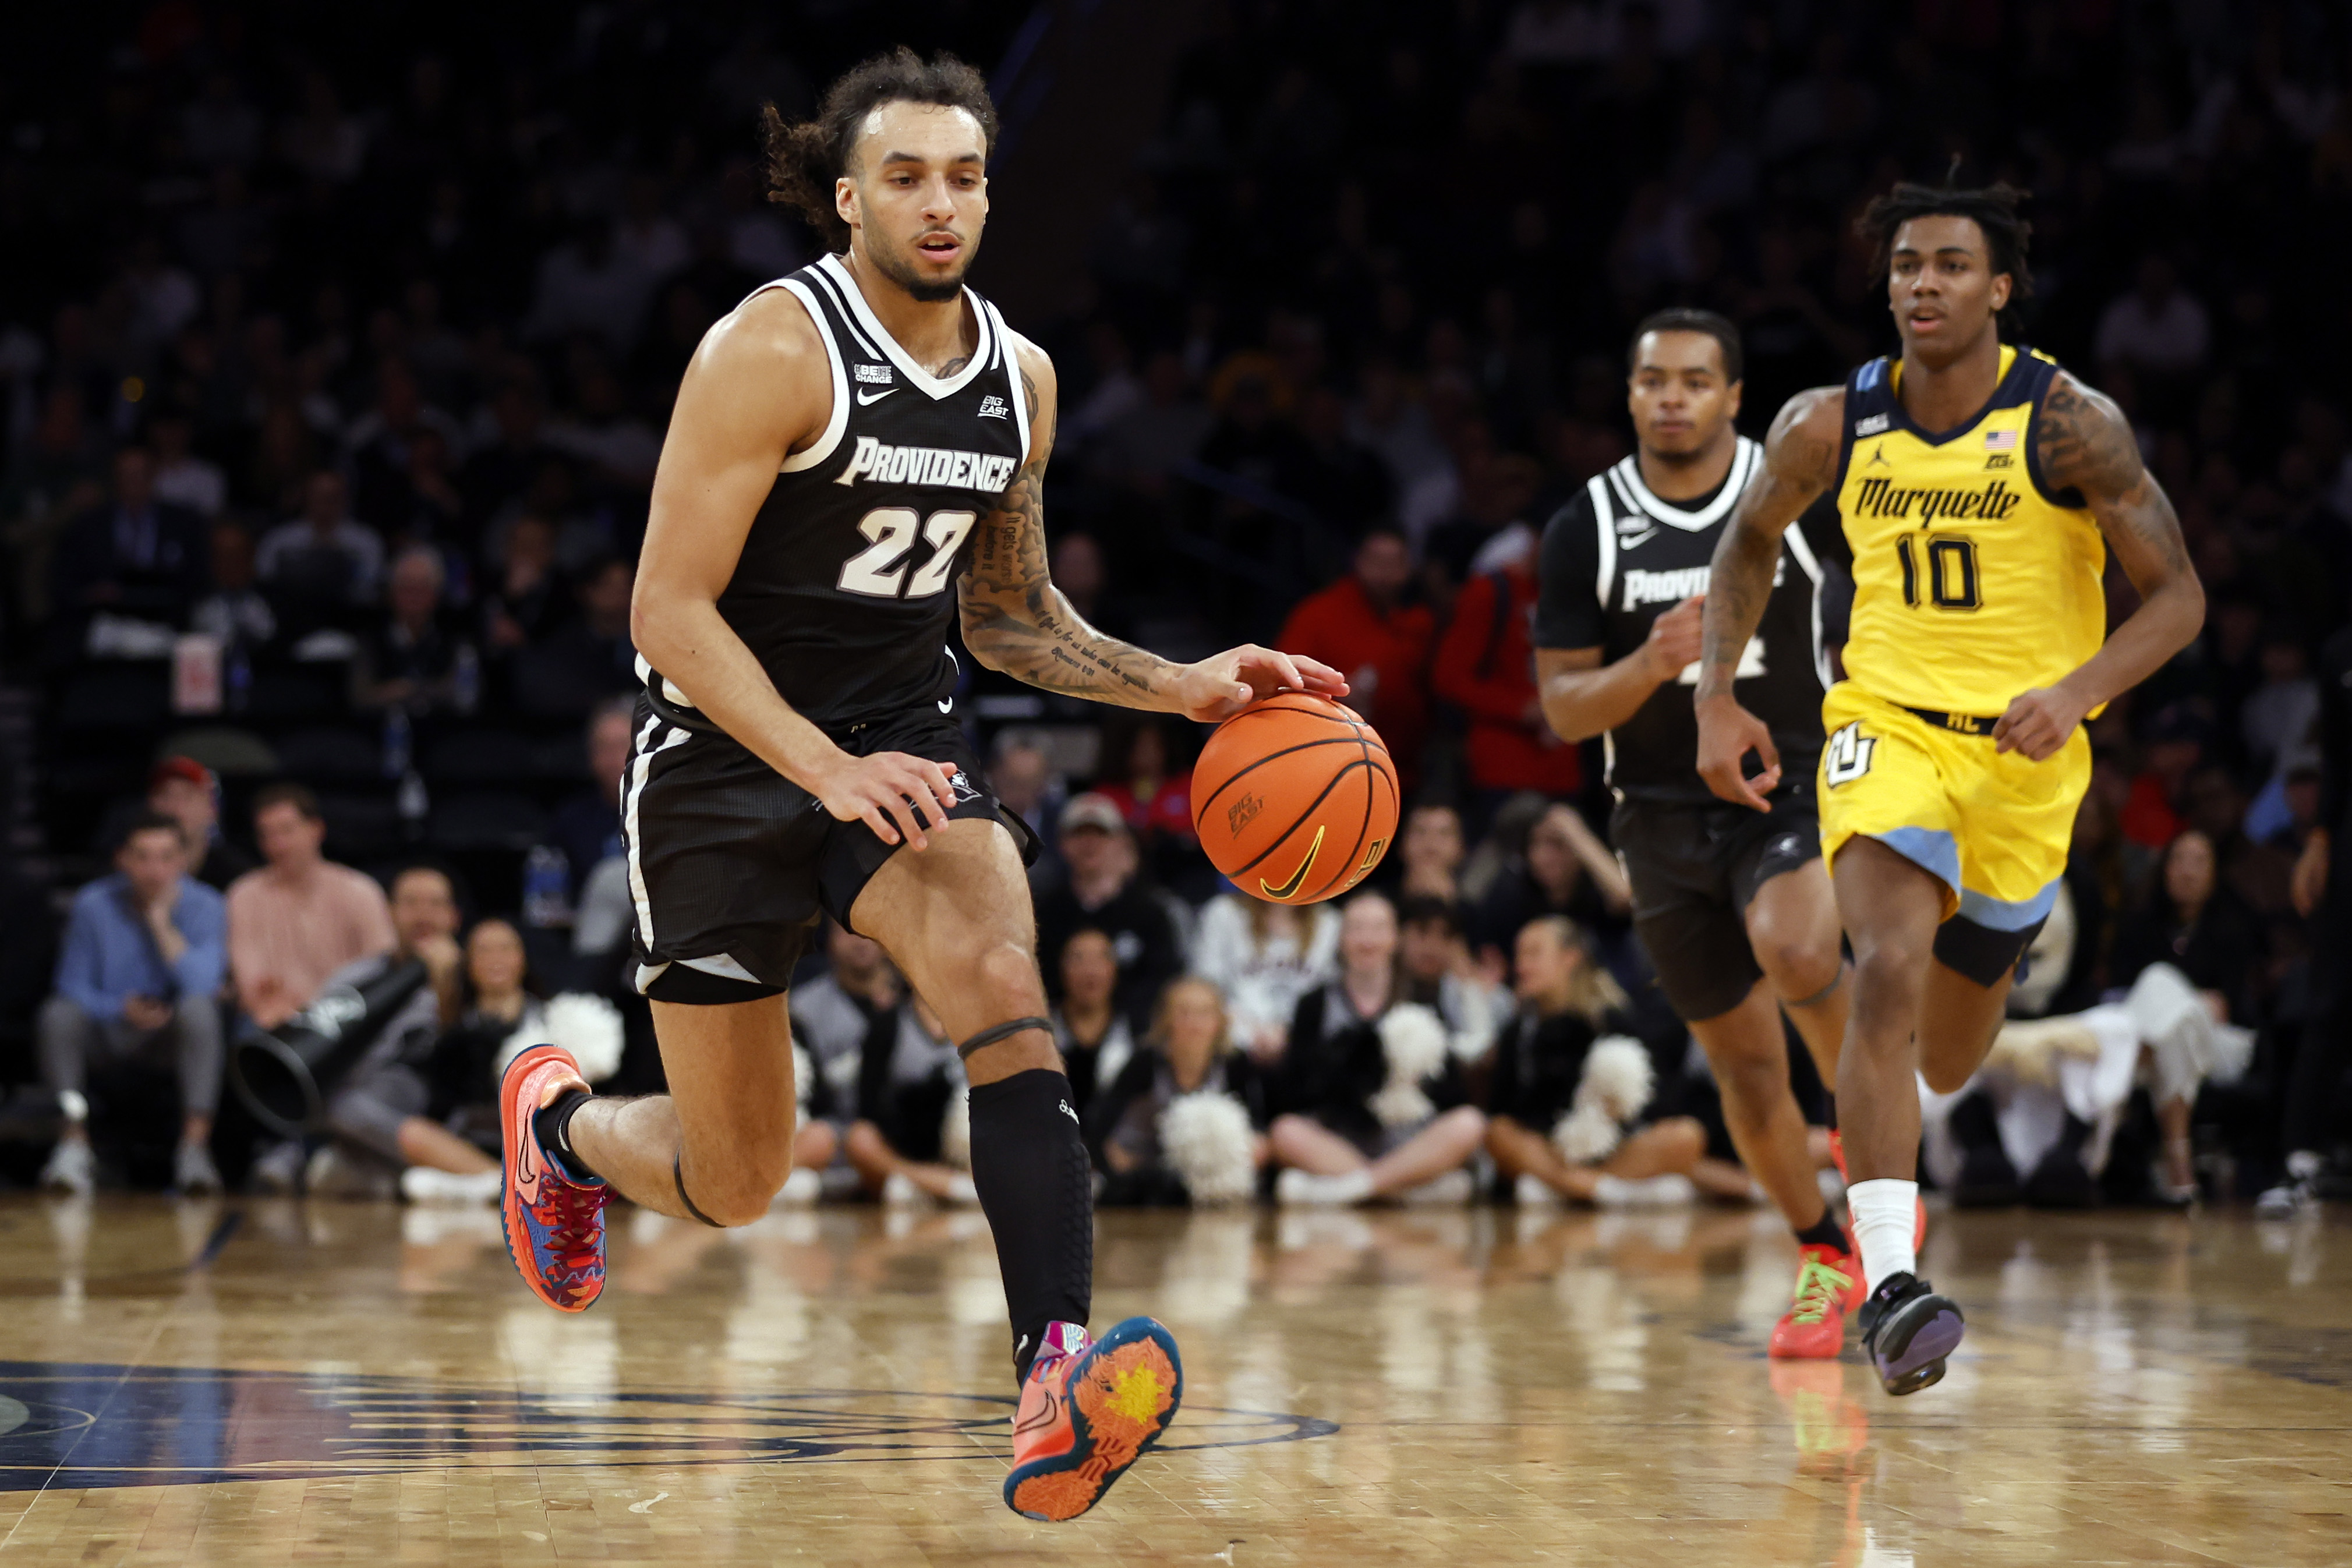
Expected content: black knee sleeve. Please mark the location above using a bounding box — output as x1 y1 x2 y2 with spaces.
967 1068 1094 1383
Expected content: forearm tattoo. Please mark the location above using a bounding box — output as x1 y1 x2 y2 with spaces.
1701 389 1839 693
960 361 1178 707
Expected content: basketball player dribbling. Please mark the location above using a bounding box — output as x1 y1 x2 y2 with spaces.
1695 182 2203 1395
494 50 1345 1521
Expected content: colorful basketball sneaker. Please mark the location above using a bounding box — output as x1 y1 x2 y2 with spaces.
1858 1270 1964 1396
499 1044 609 1312
1828 1131 1927 1249
1003 1318 1183 1521
1769 1242 1861 1360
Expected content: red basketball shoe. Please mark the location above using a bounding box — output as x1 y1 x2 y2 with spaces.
500 1044 609 1312
1003 1318 1183 1521
1769 1242 1861 1359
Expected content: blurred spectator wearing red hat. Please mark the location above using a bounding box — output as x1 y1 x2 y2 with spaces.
148 757 255 893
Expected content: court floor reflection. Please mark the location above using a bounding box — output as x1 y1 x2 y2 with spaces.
0 1194 2344 1565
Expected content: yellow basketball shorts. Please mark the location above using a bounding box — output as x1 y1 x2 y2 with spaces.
1815 682 2086 985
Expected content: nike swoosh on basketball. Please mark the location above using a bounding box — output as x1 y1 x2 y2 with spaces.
856 387 897 406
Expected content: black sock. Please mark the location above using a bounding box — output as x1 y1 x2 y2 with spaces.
532 1089 599 1183
967 1068 1093 1383
1795 1211 1849 1252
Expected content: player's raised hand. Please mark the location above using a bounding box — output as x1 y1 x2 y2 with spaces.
1172 645 1349 723
1643 594 1706 683
1694 692 1780 811
814 750 960 850
1992 685 2090 761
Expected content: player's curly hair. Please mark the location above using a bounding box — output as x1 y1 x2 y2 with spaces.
1857 178 2034 335
761 48 998 253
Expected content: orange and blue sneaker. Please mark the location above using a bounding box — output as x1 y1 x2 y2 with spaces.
1828 1130 1927 1250
500 1044 609 1313
1003 1318 1183 1521
1769 1242 1861 1359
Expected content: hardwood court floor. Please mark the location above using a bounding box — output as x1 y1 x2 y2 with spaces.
0 1196 2345 1567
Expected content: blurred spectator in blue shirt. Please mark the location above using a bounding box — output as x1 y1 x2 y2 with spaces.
37 812 228 1194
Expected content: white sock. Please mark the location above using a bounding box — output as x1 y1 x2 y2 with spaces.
1848 1178 1919 1295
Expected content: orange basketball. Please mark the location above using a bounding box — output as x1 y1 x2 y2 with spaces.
1191 693 1400 904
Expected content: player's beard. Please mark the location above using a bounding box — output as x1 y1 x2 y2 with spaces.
868 228 974 303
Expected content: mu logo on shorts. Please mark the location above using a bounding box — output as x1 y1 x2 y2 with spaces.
1824 721 1877 787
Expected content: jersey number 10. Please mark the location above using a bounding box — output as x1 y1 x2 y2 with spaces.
1895 533 1982 611
838 507 979 599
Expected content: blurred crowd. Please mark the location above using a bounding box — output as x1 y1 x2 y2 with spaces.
1 1 2347 1209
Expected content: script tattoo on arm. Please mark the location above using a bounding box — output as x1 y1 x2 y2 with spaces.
1697 387 1842 699
959 353 1183 708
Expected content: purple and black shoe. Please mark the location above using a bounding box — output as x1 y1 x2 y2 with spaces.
1858 1272 1964 1396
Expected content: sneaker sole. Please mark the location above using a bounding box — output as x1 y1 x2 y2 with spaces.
499 1045 599 1314
1872 1297 1964 1396
1005 1319 1183 1521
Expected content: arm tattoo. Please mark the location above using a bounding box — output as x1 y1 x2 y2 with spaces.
2035 372 2192 585
959 357 1180 707
1699 388 1839 696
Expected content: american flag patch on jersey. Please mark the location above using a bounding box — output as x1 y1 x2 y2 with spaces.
1984 429 2019 451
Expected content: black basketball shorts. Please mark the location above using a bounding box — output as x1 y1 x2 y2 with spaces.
1610 784 1823 1023
620 695 1001 1005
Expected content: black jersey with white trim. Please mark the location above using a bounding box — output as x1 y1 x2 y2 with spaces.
637 252 1032 732
1534 436 1831 802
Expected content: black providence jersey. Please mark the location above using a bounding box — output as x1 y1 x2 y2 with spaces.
1534 436 1831 802
636 252 1031 732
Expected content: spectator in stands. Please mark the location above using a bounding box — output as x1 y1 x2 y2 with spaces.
517 555 636 717
1396 895 1505 1056
256 469 383 615
353 544 472 714
460 381 553 528
147 755 255 891
1470 801 1632 967
48 444 210 656
2112 828 2266 1025
843 994 976 1205
2095 255 2211 383
189 521 276 650
1034 793 1185 1029
150 412 225 519
37 812 227 1195
1384 801 1467 902
989 728 1067 880
1486 916 1746 1204
785 921 896 1190
1267 892 1488 1205
1087 976 1269 1205
290 863 500 1198
1431 528 1580 808
1090 348 1212 497
2242 625 2319 780
1276 529 1435 782
543 695 634 904
481 512 567 650
225 783 394 1031
1051 927 1139 1116
1192 890 1339 1062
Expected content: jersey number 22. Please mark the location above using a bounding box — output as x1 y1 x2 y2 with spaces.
838 507 978 599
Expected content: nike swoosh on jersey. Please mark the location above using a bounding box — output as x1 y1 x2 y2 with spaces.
856 387 898 406
1617 526 1659 550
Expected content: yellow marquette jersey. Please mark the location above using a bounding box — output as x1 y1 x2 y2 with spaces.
1834 345 2105 716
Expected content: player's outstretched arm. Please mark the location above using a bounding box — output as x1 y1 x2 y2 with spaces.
960 338 1347 723
1694 385 1844 810
634 289 957 848
1997 371 2206 760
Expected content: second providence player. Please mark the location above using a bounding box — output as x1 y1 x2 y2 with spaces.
1533 310 1874 1359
